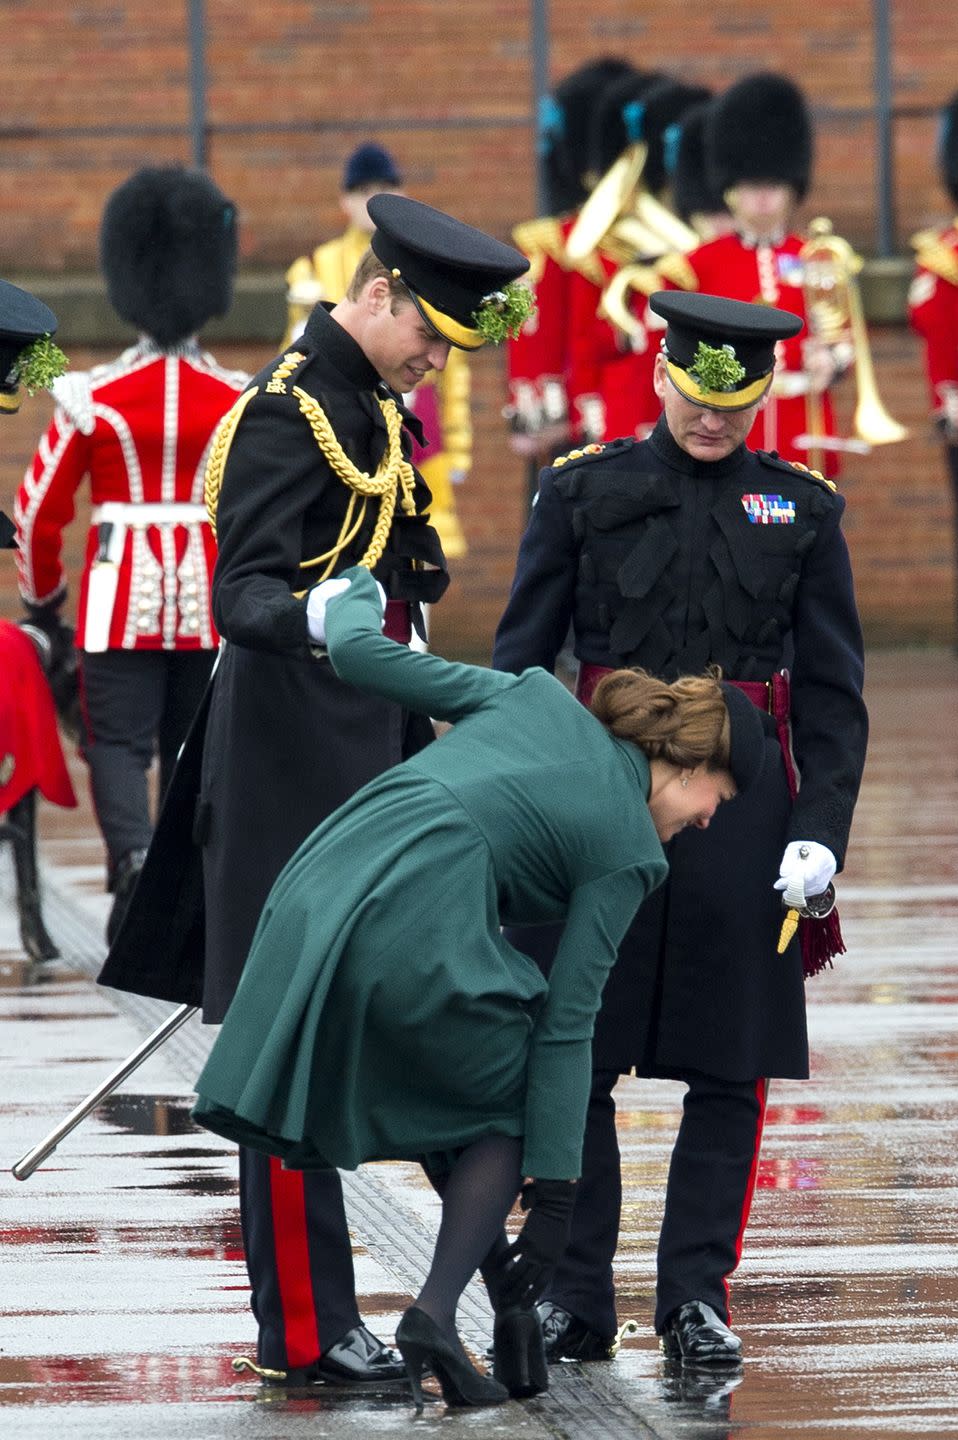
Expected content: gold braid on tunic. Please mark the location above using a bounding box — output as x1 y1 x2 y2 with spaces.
204 354 419 594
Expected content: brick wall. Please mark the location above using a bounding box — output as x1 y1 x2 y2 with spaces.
2 3 957 650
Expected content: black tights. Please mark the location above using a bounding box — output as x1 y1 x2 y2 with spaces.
417 1133 522 1332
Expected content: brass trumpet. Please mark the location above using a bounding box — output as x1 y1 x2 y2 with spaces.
800 217 908 456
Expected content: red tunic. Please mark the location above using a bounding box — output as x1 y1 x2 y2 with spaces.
15 339 247 652
567 252 661 442
660 231 839 472
908 221 958 420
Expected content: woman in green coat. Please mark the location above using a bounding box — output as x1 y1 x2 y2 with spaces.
193 565 764 1408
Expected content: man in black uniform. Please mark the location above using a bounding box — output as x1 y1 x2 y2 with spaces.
100 195 529 1388
493 291 867 1366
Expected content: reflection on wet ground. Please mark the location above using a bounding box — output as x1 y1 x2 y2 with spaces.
1 650 957 1437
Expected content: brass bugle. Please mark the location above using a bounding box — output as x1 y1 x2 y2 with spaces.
634 190 700 254
598 263 662 341
11 1002 199 1180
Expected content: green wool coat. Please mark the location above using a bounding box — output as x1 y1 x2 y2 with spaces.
192 568 668 1180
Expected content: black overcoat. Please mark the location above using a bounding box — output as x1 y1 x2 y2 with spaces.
493 417 868 1081
100 304 447 1021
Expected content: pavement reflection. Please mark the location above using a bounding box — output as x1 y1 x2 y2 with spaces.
0 648 956 1438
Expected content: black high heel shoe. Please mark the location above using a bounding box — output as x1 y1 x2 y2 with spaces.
395 1306 509 1410
492 1305 549 1397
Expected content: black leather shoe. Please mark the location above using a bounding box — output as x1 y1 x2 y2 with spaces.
659 1301 743 1367
492 1305 548 1397
537 1302 615 1362
258 1325 408 1388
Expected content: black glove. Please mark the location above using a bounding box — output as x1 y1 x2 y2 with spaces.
497 1179 577 1310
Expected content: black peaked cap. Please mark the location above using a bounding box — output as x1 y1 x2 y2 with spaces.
720 682 766 794
649 290 802 410
368 193 529 350
0 279 58 407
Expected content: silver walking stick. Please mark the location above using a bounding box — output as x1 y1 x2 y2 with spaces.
12 1002 198 1180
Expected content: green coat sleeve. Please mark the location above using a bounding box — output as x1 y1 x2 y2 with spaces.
521 859 666 1180
324 566 517 721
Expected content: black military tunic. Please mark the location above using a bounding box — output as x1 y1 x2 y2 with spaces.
494 415 868 1081
100 303 448 1022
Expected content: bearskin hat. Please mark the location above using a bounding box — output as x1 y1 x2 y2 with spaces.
640 80 713 197
939 91 958 206
540 57 636 213
99 166 238 347
587 70 670 183
671 100 728 223
706 72 813 201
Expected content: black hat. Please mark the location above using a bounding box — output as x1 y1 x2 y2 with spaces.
541 57 636 212
648 290 802 410
343 142 402 192
587 70 670 181
939 91 958 206
368 193 530 350
0 279 59 415
639 81 713 197
707 72 813 201
720 682 766 794
671 101 729 224
99 166 238 348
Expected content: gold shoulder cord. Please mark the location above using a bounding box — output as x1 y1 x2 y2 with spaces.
205 387 259 537
291 389 417 592
203 353 418 591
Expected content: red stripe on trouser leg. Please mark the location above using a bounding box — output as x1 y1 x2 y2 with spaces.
268 1156 322 1368
723 1077 769 1322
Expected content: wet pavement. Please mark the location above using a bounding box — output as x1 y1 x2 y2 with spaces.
1 648 957 1438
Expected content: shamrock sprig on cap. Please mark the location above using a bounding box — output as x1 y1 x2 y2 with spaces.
687 341 746 394
472 281 536 345
16 334 69 395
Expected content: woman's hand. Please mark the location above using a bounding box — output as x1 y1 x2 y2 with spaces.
497 1179 577 1309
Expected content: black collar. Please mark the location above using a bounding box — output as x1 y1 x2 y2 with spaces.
302 303 383 391
648 414 749 480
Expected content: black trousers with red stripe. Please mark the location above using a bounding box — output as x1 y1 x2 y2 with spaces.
239 1148 361 1369
545 1067 768 1337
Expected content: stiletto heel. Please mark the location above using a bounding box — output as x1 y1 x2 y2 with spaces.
492 1305 548 1397
396 1306 508 1408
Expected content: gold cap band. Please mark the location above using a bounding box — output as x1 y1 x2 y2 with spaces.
665 359 772 412
414 294 485 351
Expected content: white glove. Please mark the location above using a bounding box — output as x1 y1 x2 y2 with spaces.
306 577 352 644
774 841 837 908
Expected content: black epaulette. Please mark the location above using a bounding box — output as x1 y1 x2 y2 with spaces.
264 350 309 396
550 437 635 471
757 449 838 494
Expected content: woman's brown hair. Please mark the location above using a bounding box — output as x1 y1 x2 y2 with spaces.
590 668 731 773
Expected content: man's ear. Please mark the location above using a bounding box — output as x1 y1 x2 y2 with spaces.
364 276 390 316
651 352 669 400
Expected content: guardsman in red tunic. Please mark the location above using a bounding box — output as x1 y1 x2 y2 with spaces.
507 58 635 461
656 73 848 476
567 75 709 445
0 281 74 963
14 167 246 942
909 90 958 638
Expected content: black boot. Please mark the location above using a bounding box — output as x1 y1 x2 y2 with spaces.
7 790 59 962
492 1305 548 1397
106 847 148 947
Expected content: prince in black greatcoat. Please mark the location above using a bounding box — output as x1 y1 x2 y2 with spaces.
493 293 868 1365
101 195 531 1386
